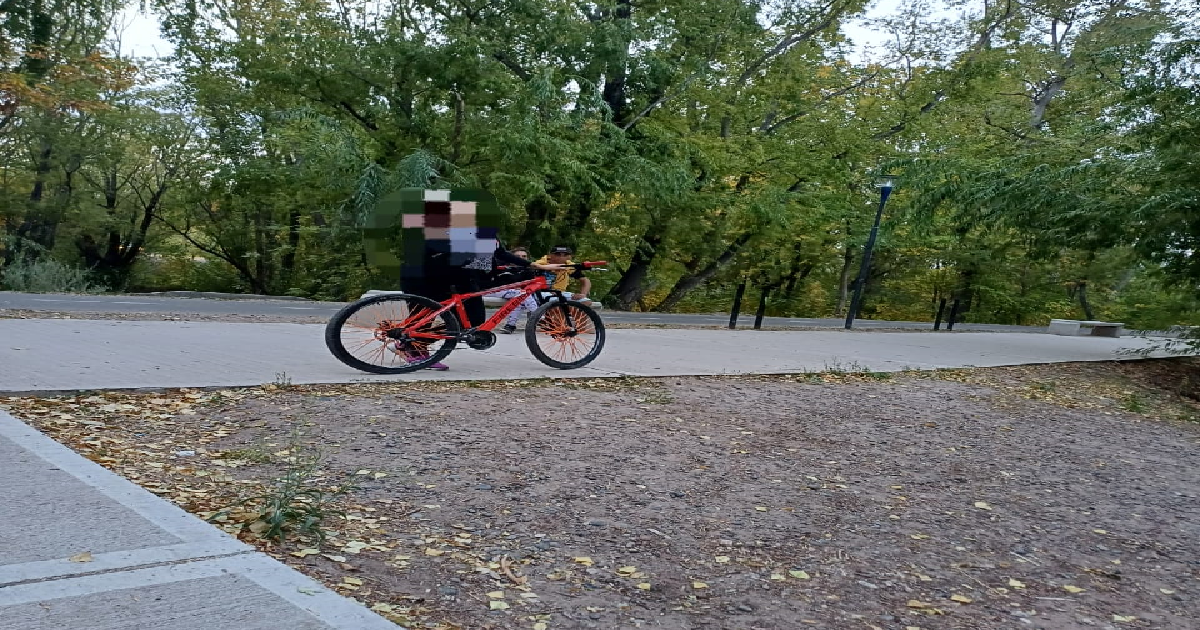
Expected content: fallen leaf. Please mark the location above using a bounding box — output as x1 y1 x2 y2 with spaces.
789 570 811 580
370 603 394 612
573 556 594 566
1093 529 1108 535
910 534 930 540
692 581 708 589
907 600 931 609
637 582 651 590
342 577 363 585
322 554 347 563
974 501 992 510
617 566 637 575
1112 615 1137 623
950 595 973 604
1008 579 1026 589
487 591 505 599
1161 588 1176 595
755 506 768 512
715 556 731 564
489 601 510 610
290 548 320 558
770 573 786 581
424 548 445 556
534 624 547 630
68 551 94 563
1063 585 1085 593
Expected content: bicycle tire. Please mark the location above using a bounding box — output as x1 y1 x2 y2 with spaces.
524 299 605 369
325 293 460 374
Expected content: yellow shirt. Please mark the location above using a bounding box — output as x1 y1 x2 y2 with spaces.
533 256 581 291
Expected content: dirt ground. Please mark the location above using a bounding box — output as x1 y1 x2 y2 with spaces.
5 360 1200 630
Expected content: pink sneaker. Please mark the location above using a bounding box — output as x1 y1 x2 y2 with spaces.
427 362 449 371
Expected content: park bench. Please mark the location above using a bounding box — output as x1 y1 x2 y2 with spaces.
1047 319 1125 338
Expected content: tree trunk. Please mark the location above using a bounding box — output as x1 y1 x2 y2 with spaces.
834 246 854 317
652 233 752 312
607 231 662 310
600 0 633 126
1078 281 1095 320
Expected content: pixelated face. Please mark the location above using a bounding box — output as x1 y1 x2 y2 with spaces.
512 249 530 260
363 188 504 276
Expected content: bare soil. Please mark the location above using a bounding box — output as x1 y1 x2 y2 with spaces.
5 361 1200 630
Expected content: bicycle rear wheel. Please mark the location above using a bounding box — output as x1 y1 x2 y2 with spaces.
325 293 460 374
524 299 605 369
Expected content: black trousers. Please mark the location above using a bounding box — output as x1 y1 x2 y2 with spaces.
403 266 488 328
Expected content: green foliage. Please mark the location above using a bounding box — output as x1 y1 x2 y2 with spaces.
0 256 105 293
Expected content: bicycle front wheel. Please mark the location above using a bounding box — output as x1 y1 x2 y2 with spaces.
524 299 605 369
325 293 460 374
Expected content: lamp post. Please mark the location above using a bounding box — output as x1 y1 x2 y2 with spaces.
844 175 898 330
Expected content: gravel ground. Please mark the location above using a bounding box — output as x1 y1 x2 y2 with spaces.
6 360 1199 630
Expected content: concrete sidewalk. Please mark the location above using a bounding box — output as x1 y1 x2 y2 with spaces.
0 318 1166 393
0 410 398 630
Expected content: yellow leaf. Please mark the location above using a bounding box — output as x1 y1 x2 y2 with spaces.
323 554 347 563
974 501 992 510
424 548 445 556
770 573 786 580
950 595 973 604
1008 579 1026 589
692 581 708 589
636 582 651 590
489 601 510 610
1093 529 1108 534
1063 585 1085 593
755 506 768 512
487 590 505 598
907 600 931 609
715 556 731 563
617 566 637 574
291 548 320 558
342 577 363 586
534 624 548 630
68 551 94 563
573 557 594 566
370 603 394 612
1112 615 1137 623
789 570 811 580
1161 588 1176 595
373 472 387 479
910 534 929 540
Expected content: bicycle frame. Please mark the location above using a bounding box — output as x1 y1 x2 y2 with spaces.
403 275 557 341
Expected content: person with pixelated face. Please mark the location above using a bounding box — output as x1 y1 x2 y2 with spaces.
381 190 563 369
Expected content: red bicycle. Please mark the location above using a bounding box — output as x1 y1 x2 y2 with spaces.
325 262 608 373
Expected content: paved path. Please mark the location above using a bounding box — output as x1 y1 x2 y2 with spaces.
0 318 1162 393
0 410 398 629
0 290 1045 332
